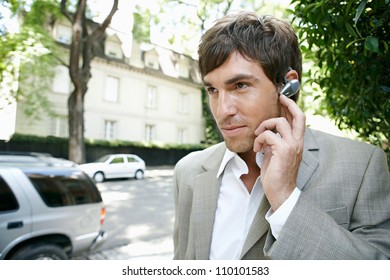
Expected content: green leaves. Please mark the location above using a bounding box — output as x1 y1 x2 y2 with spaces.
1 1 59 119
354 0 367 25
364 36 379 53
292 0 390 152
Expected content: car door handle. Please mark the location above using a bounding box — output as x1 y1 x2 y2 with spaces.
7 221 23 229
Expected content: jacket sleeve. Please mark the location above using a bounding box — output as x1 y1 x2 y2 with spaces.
264 147 390 259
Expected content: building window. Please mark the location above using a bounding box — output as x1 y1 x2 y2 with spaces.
50 116 68 137
104 120 116 140
177 60 189 78
145 124 156 142
177 128 187 144
144 51 159 70
146 85 157 108
178 92 188 114
104 76 119 102
52 65 71 94
55 24 71 44
105 41 123 59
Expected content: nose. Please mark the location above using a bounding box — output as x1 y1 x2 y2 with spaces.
215 90 237 118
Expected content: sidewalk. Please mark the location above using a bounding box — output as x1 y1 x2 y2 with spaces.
145 166 174 178
84 236 174 260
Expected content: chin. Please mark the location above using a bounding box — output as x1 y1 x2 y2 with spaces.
225 139 253 154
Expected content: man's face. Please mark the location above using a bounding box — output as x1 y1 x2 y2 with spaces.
203 51 280 154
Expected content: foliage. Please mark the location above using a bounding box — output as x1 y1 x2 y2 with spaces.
6 133 208 151
156 0 288 55
1 0 119 163
291 0 390 152
201 88 223 144
0 0 61 119
133 4 152 43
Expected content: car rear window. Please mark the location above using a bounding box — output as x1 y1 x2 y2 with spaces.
27 172 102 207
0 176 19 212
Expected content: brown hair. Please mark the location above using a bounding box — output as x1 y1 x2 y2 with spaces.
198 11 302 101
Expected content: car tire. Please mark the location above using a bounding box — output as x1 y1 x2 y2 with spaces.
10 243 68 260
134 170 144 180
93 172 105 183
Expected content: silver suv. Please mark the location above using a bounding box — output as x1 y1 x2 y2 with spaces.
0 164 107 260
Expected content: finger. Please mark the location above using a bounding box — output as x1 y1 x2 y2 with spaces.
254 130 283 152
254 117 292 141
253 139 263 153
279 95 306 139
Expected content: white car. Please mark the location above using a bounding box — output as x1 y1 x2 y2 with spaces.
79 154 146 182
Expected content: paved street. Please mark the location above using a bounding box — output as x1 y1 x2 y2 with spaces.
76 166 175 260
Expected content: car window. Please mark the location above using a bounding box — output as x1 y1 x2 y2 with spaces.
110 157 124 164
27 173 102 207
95 154 111 163
127 156 138 163
0 176 19 212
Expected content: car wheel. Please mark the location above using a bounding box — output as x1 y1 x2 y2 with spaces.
10 243 68 260
134 170 144 180
93 172 105 183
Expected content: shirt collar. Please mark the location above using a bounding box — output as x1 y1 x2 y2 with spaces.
217 148 264 178
217 149 236 178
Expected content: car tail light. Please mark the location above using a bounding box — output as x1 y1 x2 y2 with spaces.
100 207 106 225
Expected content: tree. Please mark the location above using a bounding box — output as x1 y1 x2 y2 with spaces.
1 0 60 121
2 0 119 163
291 0 390 154
60 0 119 163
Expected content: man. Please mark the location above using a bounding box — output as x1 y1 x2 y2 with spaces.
173 11 390 260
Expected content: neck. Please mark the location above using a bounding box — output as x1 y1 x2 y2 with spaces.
238 151 260 193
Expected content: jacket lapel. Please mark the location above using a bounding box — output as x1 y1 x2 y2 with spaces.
297 128 319 191
240 195 270 258
192 143 226 259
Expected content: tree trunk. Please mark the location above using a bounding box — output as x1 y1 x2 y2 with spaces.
61 0 118 164
68 87 85 164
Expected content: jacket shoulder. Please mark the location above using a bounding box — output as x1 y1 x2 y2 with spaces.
306 128 386 162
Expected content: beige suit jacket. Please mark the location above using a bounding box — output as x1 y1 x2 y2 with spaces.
173 128 390 259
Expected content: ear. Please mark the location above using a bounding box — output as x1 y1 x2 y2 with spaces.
282 68 300 102
284 69 299 82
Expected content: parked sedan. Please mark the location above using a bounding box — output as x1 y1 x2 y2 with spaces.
79 154 146 182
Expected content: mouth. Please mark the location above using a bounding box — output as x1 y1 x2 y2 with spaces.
220 125 247 137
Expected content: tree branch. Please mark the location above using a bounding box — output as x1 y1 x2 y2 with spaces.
222 0 234 16
60 0 72 22
53 54 69 68
91 0 119 41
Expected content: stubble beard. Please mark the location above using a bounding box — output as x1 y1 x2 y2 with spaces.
217 117 256 154
224 134 255 154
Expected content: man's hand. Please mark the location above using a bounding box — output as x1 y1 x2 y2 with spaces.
253 94 305 211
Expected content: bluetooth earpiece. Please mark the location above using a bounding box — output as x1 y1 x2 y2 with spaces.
279 79 300 98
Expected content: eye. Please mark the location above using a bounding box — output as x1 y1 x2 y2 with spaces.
205 87 218 95
235 82 248 90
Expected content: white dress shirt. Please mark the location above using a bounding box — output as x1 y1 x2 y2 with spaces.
209 149 301 259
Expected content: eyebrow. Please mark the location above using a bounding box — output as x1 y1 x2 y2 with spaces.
203 74 258 86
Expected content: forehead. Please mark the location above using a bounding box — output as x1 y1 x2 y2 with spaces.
203 52 266 85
